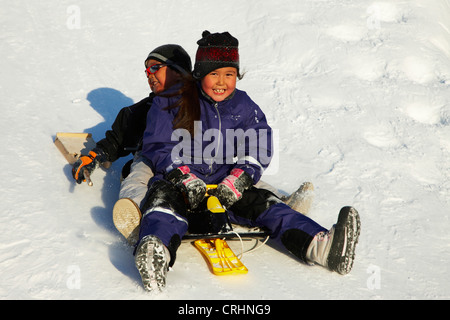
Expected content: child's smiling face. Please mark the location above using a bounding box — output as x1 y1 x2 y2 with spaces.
201 67 237 102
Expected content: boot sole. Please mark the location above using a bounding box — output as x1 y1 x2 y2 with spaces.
327 206 361 275
284 182 314 215
135 235 168 292
112 198 141 245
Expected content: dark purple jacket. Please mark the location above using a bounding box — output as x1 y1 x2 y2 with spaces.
142 86 273 184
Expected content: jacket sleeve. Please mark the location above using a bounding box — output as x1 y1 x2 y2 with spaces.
95 106 129 162
233 95 273 184
141 96 185 175
95 97 152 162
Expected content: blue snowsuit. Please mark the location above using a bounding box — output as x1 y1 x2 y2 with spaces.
140 86 327 265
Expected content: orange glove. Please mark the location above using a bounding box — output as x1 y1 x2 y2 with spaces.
72 150 101 184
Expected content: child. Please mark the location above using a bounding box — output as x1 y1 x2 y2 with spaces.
71 44 192 242
136 31 361 292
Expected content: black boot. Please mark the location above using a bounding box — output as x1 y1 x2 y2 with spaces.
306 206 361 275
135 235 170 292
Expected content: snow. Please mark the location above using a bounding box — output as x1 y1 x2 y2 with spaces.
1 0 449 300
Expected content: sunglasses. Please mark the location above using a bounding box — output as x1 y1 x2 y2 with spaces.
145 64 170 77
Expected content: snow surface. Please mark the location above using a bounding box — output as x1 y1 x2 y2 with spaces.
1 0 449 300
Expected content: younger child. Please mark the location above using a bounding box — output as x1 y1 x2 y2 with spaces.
136 31 361 292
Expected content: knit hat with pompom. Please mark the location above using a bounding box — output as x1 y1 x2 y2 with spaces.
193 30 239 79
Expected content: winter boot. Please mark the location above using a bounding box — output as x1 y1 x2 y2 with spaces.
306 206 360 275
282 182 314 215
112 198 141 245
135 235 170 292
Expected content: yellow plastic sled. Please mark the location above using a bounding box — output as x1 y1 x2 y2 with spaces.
194 238 248 275
193 188 248 275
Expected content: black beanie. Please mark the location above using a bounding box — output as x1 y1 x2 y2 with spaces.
145 44 192 76
193 30 239 79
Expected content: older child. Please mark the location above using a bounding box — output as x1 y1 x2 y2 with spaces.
71 44 192 243
136 31 361 292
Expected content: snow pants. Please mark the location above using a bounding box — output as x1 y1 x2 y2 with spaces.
138 181 328 266
118 152 154 209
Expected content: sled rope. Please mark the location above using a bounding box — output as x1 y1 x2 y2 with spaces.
229 231 270 260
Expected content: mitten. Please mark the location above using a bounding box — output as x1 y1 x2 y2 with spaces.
209 168 253 208
72 148 105 184
166 165 206 209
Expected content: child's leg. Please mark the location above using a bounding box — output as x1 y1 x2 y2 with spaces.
118 151 154 208
137 179 188 266
134 179 189 292
228 187 361 274
255 203 328 262
114 152 154 244
228 187 327 263
254 180 282 197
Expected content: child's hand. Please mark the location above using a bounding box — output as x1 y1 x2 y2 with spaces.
166 165 206 209
209 168 253 208
72 150 100 184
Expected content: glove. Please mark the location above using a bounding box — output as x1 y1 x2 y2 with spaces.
166 165 206 209
209 168 253 208
72 149 104 184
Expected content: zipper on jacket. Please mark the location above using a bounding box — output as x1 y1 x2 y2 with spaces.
210 102 221 175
